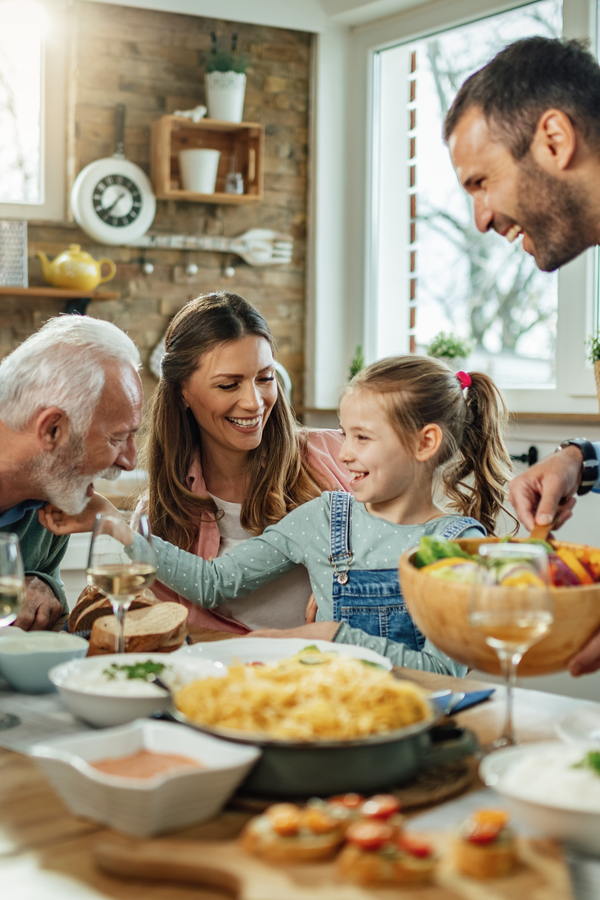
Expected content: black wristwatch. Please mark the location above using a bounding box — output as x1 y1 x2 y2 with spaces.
558 439 600 495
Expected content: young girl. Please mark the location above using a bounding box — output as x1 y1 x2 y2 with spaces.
42 357 512 676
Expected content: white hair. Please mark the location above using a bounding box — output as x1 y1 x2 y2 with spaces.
0 315 142 434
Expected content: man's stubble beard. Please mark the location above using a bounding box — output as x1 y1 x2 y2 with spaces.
29 433 121 515
516 154 594 272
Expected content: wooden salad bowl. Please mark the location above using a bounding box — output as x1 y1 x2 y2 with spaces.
399 538 600 676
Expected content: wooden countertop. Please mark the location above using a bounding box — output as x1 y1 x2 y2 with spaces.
0 661 593 899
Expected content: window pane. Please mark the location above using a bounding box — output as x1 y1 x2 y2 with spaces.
375 0 562 389
0 1 44 204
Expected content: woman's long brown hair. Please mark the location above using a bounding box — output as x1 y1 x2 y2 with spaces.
349 356 513 536
143 293 332 550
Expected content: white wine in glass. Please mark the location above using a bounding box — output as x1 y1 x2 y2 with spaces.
0 533 25 628
86 512 156 654
469 543 553 749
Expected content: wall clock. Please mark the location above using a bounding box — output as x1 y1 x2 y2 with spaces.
70 105 156 246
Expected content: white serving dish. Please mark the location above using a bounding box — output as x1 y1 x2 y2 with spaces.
31 719 260 836
0 630 88 693
49 653 227 727
480 741 600 855
177 636 393 670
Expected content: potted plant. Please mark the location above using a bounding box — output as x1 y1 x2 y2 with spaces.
205 32 247 123
349 345 365 379
426 332 473 372
587 331 600 412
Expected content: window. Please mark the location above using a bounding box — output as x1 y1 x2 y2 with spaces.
0 0 66 220
355 0 599 413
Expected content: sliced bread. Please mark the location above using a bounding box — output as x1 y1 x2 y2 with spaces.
89 602 188 654
69 587 159 633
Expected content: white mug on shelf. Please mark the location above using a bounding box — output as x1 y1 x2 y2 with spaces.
178 149 221 193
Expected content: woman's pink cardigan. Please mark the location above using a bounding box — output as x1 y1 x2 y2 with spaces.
149 430 351 633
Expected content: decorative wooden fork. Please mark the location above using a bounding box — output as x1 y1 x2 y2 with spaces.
129 228 293 267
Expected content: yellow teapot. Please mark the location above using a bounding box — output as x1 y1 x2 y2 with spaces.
37 244 117 292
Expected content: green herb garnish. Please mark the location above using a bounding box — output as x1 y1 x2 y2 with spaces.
103 661 167 681
573 751 600 775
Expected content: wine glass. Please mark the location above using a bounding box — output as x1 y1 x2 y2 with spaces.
469 543 553 750
0 534 25 730
0 533 25 628
86 512 156 654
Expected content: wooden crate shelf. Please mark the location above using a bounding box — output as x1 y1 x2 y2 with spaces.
151 116 264 204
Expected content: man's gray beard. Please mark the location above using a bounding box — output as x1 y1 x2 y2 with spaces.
29 435 121 516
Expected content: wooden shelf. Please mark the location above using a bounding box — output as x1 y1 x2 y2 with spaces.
151 116 264 204
0 286 119 300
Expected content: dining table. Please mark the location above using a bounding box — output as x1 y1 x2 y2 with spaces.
1 629 599 899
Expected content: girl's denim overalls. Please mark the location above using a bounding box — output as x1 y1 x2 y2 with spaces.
328 491 484 650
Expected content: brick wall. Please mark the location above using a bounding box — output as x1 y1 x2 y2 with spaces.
7 1 310 408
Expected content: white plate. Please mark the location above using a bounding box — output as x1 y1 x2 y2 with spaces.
556 706 600 744
175 636 393 670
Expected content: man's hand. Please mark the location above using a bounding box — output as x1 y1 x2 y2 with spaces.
13 576 62 631
569 629 600 677
508 445 581 532
251 622 340 641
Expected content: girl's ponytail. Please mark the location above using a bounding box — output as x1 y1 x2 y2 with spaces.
442 372 514 536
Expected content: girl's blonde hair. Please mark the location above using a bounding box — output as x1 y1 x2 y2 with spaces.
348 356 512 536
143 293 332 550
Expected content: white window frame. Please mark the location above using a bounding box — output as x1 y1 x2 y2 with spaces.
340 0 599 415
0 0 66 222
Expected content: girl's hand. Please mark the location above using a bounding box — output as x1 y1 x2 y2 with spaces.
305 593 318 624
252 622 340 641
38 492 120 536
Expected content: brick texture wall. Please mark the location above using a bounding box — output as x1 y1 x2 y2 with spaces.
4 1 310 409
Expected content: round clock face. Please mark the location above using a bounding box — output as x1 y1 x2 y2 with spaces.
92 174 142 227
71 157 156 246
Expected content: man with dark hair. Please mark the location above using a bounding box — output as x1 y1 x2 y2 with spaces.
445 36 600 274
444 36 600 675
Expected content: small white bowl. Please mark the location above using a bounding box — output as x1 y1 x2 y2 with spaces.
49 653 227 727
480 741 600 855
0 630 88 693
31 719 261 836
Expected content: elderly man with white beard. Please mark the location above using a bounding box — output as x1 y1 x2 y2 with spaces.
0 315 143 630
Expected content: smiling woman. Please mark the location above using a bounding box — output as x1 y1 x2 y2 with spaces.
140 293 351 633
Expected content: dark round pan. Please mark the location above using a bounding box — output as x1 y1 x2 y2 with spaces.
168 703 476 797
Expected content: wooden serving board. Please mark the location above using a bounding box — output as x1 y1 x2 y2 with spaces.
94 832 574 900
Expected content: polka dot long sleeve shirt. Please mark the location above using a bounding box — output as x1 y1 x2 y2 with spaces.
142 492 484 676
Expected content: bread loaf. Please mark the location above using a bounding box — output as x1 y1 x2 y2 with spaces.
88 602 188 654
69 586 159 633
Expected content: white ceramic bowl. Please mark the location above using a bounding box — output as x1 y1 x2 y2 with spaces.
480 741 600 855
49 653 227 727
0 630 88 693
177 636 393 669
31 719 261 836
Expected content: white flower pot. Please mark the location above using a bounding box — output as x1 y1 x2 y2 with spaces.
435 355 466 373
205 71 246 123
179 149 221 193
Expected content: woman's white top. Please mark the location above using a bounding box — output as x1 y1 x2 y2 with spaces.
210 493 311 629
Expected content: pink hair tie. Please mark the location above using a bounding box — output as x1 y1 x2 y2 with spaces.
456 371 471 390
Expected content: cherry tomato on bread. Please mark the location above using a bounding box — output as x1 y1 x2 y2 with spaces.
397 834 433 858
328 793 364 809
361 794 401 820
346 820 394 851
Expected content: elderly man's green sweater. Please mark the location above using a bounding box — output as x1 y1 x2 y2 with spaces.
2 510 69 613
